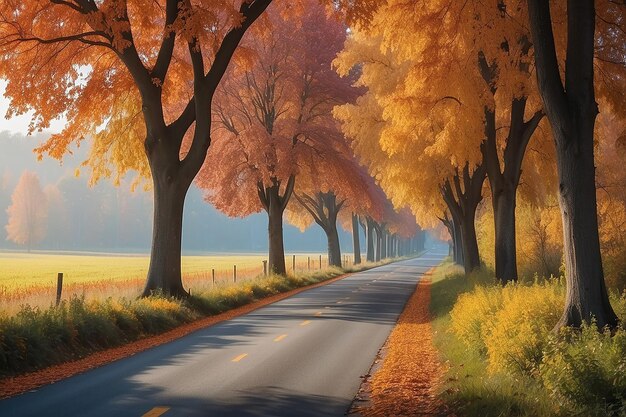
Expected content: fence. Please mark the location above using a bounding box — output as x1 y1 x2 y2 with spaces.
1 253 357 314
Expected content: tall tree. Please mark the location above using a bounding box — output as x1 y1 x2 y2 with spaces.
5 171 48 251
0 0 273 296
527 0 619 328
196 0 354 274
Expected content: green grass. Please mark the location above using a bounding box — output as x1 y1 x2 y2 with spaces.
0 258 396 378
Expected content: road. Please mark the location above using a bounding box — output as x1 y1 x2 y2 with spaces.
1 248 446 417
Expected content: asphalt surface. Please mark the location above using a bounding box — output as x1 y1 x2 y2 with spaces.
1 248 446 417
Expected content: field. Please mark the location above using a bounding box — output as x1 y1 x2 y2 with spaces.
0 251 336 314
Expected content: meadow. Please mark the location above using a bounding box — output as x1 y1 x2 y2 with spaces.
0 251 337 314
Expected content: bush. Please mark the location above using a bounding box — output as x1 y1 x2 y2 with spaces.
540 324 626 416
483 281 563 376
441 265 626 416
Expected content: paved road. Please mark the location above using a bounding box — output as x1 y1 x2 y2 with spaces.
1 248 446 417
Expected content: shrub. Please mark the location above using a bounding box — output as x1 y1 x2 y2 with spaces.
540 323 626 416
449 284 503 354
483 281 563 376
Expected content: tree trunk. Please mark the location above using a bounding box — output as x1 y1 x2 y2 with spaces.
375 228 382 262
493 187 518 283
365 217 375 262
352 213 362 264
554 132 616 328
143 171 189 297
441 165 485 275
460 210 480 273
327 223 342 267
381 229 387 259
528 0 618 329
267 186 287 275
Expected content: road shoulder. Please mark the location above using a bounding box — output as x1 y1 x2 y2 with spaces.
349 267 453 416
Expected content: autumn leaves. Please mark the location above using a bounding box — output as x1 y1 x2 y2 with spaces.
334 1 624 329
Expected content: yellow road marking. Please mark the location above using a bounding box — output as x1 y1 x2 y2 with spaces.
324 306 331 309
274 334 288 342
336 301 343 304
142 407 170 417
314 311 323 316
300 320 311 326
232 353 248 362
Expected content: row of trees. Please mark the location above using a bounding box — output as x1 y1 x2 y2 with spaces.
334 0 625 329
0 1 420 296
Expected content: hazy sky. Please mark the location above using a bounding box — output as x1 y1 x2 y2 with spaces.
0 80 65 135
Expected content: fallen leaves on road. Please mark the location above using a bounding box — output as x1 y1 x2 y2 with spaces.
353 271 453 416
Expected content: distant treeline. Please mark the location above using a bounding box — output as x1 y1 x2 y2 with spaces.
0 131 352 253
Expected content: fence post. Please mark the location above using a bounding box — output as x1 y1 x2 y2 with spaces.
263 260 268 276
234 265 237 283
56 272 63 306
212 269 215 286
319 255 322 269
308 256 310 270
292 255 296 272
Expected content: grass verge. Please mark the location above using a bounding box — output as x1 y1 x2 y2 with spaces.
430 261 626 417
0 259 399 379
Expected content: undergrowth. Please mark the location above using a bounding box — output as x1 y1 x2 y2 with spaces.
431 261 626 417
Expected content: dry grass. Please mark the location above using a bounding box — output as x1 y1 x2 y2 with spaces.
0 252 338 314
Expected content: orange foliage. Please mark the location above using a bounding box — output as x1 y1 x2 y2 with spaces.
5 171 48 249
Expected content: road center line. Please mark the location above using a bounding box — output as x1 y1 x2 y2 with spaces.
142 407 170 417
300 320 311 326
274 334 287 342
231 353 248 362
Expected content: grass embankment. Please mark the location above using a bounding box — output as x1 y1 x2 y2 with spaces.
0 259 390 379
430 262 626 416
0 252 330 313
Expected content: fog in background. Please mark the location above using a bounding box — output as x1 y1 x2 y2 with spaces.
0 131 357 254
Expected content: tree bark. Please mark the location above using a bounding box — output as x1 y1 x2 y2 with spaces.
528 0 618 329
267 187 287 275
352 213 362 264
142 138 193 297
295 191 344 268
258 176 295 276
374 222 382 262
478 49 543 284
327 223 342 267
365 216 376 262
460 209 480 272
380 228 387 259
441 164 485 275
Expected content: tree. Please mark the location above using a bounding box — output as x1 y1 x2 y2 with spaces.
527 0 619 329
334 19 487 274
0 0 274 296
196 0 354 274
5 171 47 251
292 155 382 268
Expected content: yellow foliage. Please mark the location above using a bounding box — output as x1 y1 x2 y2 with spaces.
450 285 503 353
476 196 563 279
483 282 564 376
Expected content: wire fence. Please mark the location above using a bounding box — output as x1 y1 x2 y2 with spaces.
0 253 355 315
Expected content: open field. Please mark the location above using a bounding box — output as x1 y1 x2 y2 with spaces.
0 251 339 314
